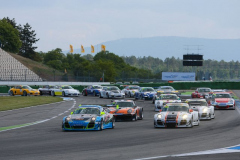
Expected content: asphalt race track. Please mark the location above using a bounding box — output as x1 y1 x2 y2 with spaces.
1 91 240 160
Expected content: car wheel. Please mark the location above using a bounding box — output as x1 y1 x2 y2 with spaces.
107 93 109 99
122 95 125 99
62 92 65 97
152 99 155 104
111 117 115 129
99 120 103 131
132 113 138 121
10 91 14 96
189 118 193 128
51 91 55 96
84 90 87 96
139 109 143 120
40 91 43 96
93 91 96 96
128 92 131 98
23 91 27 96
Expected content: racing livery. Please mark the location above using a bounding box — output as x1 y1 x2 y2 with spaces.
9 85 40 96
135 87 156 100
154 94 181 111
121 85 140 97
82 85 103 96
107 100 143 121
99 86 125 98
38 85 59 95
210 92 235 110
51 85 80 97
186 99 215 120
191 87 213 99
62 105 115 131
155 86 180 96
154 103 200 128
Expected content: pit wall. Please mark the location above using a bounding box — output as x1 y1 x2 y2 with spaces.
1 82 240 93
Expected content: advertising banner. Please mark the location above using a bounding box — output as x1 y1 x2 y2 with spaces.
162 72 195 81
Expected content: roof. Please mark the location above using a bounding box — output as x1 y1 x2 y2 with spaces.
78 105 102 109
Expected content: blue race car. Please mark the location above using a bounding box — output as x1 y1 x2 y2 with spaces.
82 85 103 96
135 87 156 100
62 105 115 131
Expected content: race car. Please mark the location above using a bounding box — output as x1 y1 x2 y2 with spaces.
62 105 115 131
51 85 80 97
185 99 215 120
210 92 235 110
121 85 140 97
9 85 40 96
135 87 156 100
191 87 213 99
155 86 180 96
82 85 103 96
38 85 60 95
154 94 181 111
99 86 125 98
107 100 143 121
154 103 200 128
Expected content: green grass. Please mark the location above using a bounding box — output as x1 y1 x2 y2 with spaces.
180 91 193 95
0 96 63 111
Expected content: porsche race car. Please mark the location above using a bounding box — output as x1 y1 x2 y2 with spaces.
9 85 40 96
82 85 103 96
191 87 213 99
135 87 156 100
186 99 215 120
155 86 180 96
210 92 235 110
121 85 140 97
154 103 200 128
51 85 80 97
154 94 181 111
99 86 125 98
62 105 115 131
38 85 60 95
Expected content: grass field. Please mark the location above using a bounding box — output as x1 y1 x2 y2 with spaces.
0 96 63 111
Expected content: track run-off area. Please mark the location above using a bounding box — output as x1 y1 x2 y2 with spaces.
1 91 240 160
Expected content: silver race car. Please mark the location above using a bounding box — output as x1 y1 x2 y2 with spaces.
99 86 125 99
154 94 181 111
186 99 215 120
154 103 200 128
121 85 140 98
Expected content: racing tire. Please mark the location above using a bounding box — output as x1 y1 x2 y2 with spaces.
10 91 14 96
84 90 87 96
99 120 103 131
132 113 138 121
135 95 138 100
152 99 155 104
189 118 193 128
140 95 143 100
139 109 143 120
111 117 115 129
93 91 96 96
107 93 109 99
62 92 66 97
23 91 27 96
99 93 103 98
51 91 55 96
40 91 43 96
128 92 131 98
122 95 125 99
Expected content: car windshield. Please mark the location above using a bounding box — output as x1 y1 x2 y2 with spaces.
142 88 154 92
198 88 211 92
164 105 189 112
161 95 178 100
160 86 173 90
93 86 102 89
188 101 207 106
62 86 73 89
73 108 100 115
129 86 139 90
115 102 134 107
22 86 32 90
214 94 231 98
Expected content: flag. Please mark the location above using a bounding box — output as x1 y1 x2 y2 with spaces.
101 44 106 51
91 45 94 53
70 45 73 53
81 45 85 53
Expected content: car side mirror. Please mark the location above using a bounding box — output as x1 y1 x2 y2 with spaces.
189 109 193 112
101 112 105 115
71 112 73 115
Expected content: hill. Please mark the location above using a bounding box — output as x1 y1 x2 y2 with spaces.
65 36 240 62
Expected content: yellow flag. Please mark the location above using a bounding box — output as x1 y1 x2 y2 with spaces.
91 45 94 53
81 45 85 53
70 45 73 53
101 44 106 51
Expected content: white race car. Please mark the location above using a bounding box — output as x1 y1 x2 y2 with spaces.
154 103 200 128
99 86 125 99
154 94 181 111
121 85 140 98
186 99 215 120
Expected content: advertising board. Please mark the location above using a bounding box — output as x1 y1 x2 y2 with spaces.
162 72 195 81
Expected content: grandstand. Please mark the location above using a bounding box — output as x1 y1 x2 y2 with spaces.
0 48 42 81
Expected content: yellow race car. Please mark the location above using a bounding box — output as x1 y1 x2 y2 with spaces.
9 85 40 96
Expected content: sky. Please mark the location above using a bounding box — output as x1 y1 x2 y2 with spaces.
0 0 240 52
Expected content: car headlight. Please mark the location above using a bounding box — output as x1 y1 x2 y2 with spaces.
229 99 234 103
203 107 208 113
127 109 132 113
91 117 96 121
157 114 162 119
66 117 71 121
182 114 188 119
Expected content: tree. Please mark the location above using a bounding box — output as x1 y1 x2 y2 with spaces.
18 23 39 58
0 19 22 53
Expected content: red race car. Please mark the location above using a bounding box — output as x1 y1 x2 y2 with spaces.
191 87 213 99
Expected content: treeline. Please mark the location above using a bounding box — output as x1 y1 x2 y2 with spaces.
122 56 240 80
